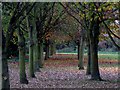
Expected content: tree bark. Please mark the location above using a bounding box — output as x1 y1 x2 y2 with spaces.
0 46 1 90
45 40 50 60
49 44 52 56
78 35 85 70
86 40 91 75
0 18 2 89
78 29 85 70
1 30 10 89
25 10 35 77
39 41 44 68
28 26 35 77
31 8 40 72
90 18 102 80
77 42 80 60
53 43 56 55
34 40 40 72
49 42 55 56
26 10 35 78
29 40 35 77
17 28 28 84
2 52 10 89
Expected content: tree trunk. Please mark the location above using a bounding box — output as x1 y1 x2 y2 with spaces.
39 41 44 68
45 40 50 60
31 8 40 72
29 41 35 77
49 43 55 56
28 26 35 77
33 34 40 72
86 40 91 75
34 41 40 72
0 15 2 90
2 52 10 89
26 10 35 77
53 43 56 55
1 23 15 89
90 19 102 80
77 43 80 60
90 38 101 80
78 35 85 70
0 46 1 90
49 44 52 56
1 24 10 90
17 28 28 84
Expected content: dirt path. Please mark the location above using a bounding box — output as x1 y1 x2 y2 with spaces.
9 54 119 88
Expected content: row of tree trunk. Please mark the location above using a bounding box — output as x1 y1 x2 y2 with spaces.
17 12 56 84
17 29 56 83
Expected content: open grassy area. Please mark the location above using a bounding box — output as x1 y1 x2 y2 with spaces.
56 51 118 60
8 50 118 62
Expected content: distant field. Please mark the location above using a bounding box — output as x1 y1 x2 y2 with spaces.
8 51 119 62
56 51 119 60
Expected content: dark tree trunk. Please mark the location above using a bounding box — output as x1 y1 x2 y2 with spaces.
49 41 56 56
86 40 91 75
33 26 40 72
53 43 56 55
50 44 53 56
39 40 44 68
25 9 35 77
90 19 102 80
45 40 50 60
78 35 85 70
17 28 28 84
2 53 10 89
28 25 35 77
2 30 10 90
77 43 80 60
0 46 1 90
34 41 40 72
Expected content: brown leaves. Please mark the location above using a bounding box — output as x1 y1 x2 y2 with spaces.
8 54 118 88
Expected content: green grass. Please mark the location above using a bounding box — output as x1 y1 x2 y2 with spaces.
57 51 119 60
98 54 118 60
8 50 119 62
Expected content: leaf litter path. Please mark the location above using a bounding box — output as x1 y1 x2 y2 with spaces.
9 54 119 88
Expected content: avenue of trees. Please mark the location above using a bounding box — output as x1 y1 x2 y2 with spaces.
1 2 119 89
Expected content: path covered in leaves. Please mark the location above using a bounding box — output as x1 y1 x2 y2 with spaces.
9 54 119 88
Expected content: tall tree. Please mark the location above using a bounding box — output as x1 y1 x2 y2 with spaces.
39 40 44 68
44 39 50 60
2 3 21 89
86 39 91 75
89 15 101 80
78 30 85 70
26 12 35 77
17 27 28 84
2 2 36 88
